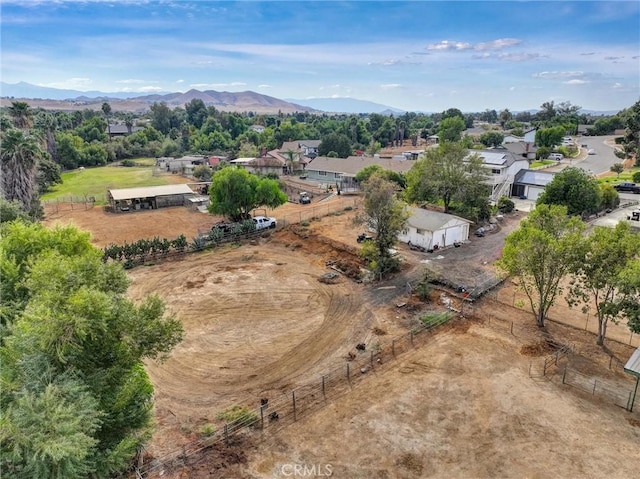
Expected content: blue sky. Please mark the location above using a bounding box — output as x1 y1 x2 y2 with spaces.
1 0 639 112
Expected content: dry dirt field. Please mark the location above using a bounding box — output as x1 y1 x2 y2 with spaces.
42 200 640 478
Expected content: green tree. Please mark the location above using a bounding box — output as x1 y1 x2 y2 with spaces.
357 173 409 277
437 116 466 143
355 164 405 188
36 157 62 193
610 163 624 176
0 221 184 477
479 131 505 148
633 171 640 183
537 167 601 217
620 100 640 165
192 164 213 182
185 99 208 129
150 102 173 135
208 166 287 221
566 222 640 346
535 126 565 148
0 128 43 214
497 204 585 328
599 183 620 210
318 132 352 158
34 112 59 163
405 142 489 214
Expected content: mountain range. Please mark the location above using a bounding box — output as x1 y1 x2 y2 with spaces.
0 81 407 114
0 81 620 116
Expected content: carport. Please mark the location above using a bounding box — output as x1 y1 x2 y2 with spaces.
624 347 640 412
107 184 195 212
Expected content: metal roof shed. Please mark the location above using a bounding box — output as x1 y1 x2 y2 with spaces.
108 184 195 212
623 347 640 412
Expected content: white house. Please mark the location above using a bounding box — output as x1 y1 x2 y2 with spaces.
398 207 473 251
470 149 530 202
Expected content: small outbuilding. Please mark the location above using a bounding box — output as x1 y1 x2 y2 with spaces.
511 169 556 201
107 184 196 212
398 207 472 251
624 347 640 412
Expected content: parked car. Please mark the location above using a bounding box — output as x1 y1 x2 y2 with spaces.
253 215 277 229
613 183 640 193
549 153 564 160
357 233 373 243
587 149 596 155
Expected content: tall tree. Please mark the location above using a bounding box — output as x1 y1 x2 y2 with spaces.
0 221 184 477
0 129 43 214
34 112 58 163
208 166 287 221
101 102 112 139
318 132 352 158
537 167 601 217
357 173 409 277
566 222 640 346
405 142 489 214
479 131 505 148
437 116 466 143
185 99 208 129
497 204 585 328
8 101 33 129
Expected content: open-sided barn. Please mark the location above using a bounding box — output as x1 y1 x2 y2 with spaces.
107 184 197 212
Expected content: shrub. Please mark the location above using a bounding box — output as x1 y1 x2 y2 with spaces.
199 423 216 437
497 196 515 214
216 405 258 426
633 171 640 183
120 159 137 167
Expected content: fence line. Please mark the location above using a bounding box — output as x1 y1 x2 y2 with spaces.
493 288 639 348
131 310 455 478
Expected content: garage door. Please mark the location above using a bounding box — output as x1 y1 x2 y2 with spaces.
527 186 545 201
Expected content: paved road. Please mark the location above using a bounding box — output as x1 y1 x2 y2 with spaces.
571 135 621 175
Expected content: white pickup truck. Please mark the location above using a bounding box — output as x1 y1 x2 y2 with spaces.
253 215 277 230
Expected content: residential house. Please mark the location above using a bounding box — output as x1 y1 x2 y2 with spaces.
249 124 266 133
398 206 472 250
156 155 209 174
280 140 321 159
106 123 143 138
304 156 415 191
511 169 556 201
471 149 530 202
500 142 537 161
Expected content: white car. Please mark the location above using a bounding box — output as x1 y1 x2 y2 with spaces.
587 149 596 155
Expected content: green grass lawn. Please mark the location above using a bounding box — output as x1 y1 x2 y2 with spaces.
530 159 556 169
598 166 640 185
42 159 176 203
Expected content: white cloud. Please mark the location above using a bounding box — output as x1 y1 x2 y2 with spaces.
563 79 587 85
496 52 541 62
510 86 516 91
534 71 584 79
176 79 184 83
190 82 246 89
116 79 157 84
426 40 471 51
613 82 622 89
474 38 522 51
40 77 93 89
257 84 271 89
380 83 401 90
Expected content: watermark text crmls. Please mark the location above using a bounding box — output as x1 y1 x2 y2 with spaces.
280 463 333 477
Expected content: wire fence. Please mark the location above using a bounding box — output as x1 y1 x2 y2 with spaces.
42 195 104 213
492 288 639 348
129 310 455 478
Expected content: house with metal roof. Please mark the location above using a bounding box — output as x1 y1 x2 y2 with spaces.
511 169 556 201
472 149 530 202
304 156 415 191
398 206 472 251
107 184 196 212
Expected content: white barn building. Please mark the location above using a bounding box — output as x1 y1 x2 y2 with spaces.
398 207 473 251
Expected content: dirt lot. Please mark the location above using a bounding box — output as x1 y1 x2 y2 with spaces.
42 199 640 478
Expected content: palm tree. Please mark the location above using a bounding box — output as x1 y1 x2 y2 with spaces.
34 112 58 163
102 102 112 139
8 101 33 129
284 149 298 175
1 129 43 212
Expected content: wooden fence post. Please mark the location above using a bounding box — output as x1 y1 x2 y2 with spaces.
346 363 350 382
260 404 265 429
224 424 229 445
292 391 297 421
392 339 395 357
322 376 325 398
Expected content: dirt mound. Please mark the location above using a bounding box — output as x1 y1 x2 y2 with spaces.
520 340 556 356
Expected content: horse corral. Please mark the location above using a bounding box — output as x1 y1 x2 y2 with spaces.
43 200 639 478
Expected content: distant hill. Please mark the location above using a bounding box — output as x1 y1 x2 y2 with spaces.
286 97 405 114
0 82 315 114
